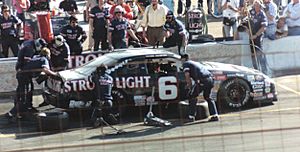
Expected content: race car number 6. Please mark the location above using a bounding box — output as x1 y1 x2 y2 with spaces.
158 76 177 100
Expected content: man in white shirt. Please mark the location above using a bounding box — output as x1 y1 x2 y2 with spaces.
283 0 300 36
263 0 277 39
221 0 240 38
141 0 168 48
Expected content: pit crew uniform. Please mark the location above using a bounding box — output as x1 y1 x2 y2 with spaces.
163 17 189 54
0 14 22 57
183 59 219 121
91 66 116 125
59 0 78 13
89 5 110 51
9 54 52 117
108 18 131 49
48 39 70 70
60 24 87 55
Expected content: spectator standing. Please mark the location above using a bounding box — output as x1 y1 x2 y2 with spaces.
13 0 30 22
263 0 278 39
110 0 133 20
199 0 212 14
275 16 288 39
177 0 191 16
181 54 219 122
108 6 139 49
90 0 110 51
163 11 189 55
221 0 240 38
283 0 300 36
249 0 268 74
141 0 167 48
59 0 79 14
85 0 98 50
48 35 70 71
6 47 58 120
126 0 139 19
0 5 22 58
60 16 87 55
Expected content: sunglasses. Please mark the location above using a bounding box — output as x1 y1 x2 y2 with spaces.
166 16 172 19
3 10 10 12
71 21 78 23
115 11 122 14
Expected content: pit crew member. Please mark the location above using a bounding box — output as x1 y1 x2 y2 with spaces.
59 0 79 14
0 5 22 57
48 35 70 71
163 11 189 55
181 54 219 122
89 0 110 51
108 6 139 49
91 64 117 126
60 15 87 55
6 47 58 120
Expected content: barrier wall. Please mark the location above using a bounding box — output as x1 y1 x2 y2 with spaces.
1 36 300 93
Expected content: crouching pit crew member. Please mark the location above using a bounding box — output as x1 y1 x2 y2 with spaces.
91 64 118 127
48 35 70 71
6 47 58 120
60 15 87 55
163 11 189 55
181 54 219 122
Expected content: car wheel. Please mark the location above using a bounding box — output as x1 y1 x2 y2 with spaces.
36 111 69 132
218 78 251 110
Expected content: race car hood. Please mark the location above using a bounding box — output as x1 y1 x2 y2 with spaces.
203 61 262 75
58 68 93 81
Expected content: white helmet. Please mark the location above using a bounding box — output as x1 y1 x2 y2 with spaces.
114 5 125 14
54 35 65 47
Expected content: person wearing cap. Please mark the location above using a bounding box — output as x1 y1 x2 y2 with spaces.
6 47 58 120
141 0 168 48
181 54 219 122
108 6 139 49
249 0 268 74
110 0 133 20
163 11 189 55
48 35 70 71
0 5 22 58
90 0 110 51
60 15 87 55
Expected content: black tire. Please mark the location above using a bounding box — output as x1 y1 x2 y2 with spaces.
36 111 69 132
218 79 251 110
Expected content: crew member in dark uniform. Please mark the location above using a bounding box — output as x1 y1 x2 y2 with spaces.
163 11 189 55
91 64 117 126
249 0 268 74
60 15 87 55
48 35 70 71
59 0 79 14
6 47 58 120
89 0 110 51
108 6 139 49
0 5 22 57
181 54 219 122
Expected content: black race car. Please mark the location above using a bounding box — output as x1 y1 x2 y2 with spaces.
43 48 277 116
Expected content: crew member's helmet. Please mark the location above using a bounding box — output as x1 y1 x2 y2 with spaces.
96 64 108 74
34 38 48 52
54 35 65 47
114 5 125 14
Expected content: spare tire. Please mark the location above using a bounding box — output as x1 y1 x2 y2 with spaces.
36 111 69 132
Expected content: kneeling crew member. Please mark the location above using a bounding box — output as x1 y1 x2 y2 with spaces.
182 54 219 122
92 64 117 126
6 47 58 119
163 11 189 55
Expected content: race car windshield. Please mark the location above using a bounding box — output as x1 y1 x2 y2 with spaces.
73 55 118 76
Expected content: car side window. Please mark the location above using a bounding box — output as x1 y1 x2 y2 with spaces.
115 61 148 76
